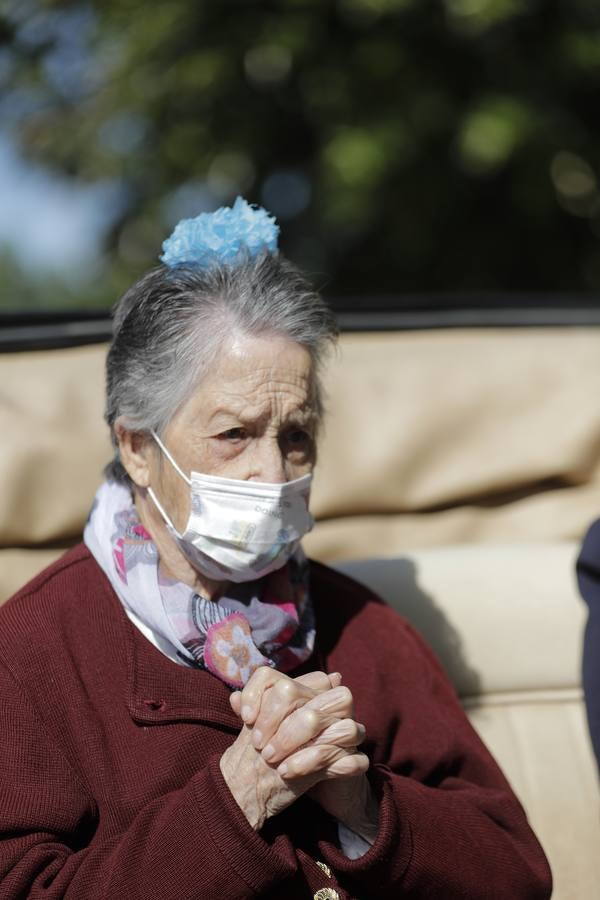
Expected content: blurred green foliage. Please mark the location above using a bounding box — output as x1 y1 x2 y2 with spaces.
3 0 600 308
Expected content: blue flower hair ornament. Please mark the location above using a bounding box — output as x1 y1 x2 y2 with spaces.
160 196 279 268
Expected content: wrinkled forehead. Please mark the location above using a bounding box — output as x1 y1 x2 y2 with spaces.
173 333 319 430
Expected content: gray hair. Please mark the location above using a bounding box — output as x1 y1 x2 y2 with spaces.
105 251 338 483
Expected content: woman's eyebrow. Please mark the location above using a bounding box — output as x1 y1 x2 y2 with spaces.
203 400 253 425
206 403 268 424
284 409 319 427
205 404 317 430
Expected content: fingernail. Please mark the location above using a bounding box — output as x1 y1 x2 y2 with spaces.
262 743 275 761
241 705 253 722
252 729 263 747
278 762 288 776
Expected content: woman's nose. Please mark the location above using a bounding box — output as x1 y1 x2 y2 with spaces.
249 437 287 483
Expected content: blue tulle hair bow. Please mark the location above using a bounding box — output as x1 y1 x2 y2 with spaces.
160 196 279 268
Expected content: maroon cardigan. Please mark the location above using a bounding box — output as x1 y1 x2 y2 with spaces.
0 545 551 899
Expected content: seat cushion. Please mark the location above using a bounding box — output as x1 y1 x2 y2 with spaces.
334 542 585 696
334 542 600 900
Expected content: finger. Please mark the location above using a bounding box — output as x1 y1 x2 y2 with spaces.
263 715 365 765
231 677 338 725
260 688 359 763
277 744 369 780
237 666 278 725
295 671 342 692
312 719 366 749
277 743 348 778
323 752 370 778
238 667 313 727
261 704 337 764
304 684 355 719
251 676 317 750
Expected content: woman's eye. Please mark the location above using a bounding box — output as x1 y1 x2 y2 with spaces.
289 430 308 444
285 429 313 450
218 427 247 442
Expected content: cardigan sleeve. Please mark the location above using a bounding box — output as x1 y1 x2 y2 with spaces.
0 660 298 899
576 517 600 772
313 597 553 899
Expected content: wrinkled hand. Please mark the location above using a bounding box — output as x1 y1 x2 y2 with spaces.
219 667 370 832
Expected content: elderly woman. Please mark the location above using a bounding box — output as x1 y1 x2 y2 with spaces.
0 199 551 899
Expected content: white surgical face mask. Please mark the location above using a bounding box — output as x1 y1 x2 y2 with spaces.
147 431 314 583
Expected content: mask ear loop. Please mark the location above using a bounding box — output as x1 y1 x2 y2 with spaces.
146 430 191 537
150 429 192 486
146 485 182 537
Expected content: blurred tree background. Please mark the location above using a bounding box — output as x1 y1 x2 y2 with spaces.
2 0 600 310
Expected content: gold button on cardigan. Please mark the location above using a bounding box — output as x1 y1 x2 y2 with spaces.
313 888 340 900
315 861 333 878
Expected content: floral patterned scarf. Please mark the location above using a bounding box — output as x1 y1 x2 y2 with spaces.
84 481 315 688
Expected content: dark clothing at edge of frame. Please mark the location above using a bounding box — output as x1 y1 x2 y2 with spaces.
577 518 600 771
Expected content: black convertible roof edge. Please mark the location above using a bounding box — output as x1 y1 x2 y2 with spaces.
1 296 600 351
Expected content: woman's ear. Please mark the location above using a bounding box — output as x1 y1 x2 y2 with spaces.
114 418 153 487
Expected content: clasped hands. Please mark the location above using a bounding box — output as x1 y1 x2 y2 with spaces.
219 667 377 842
